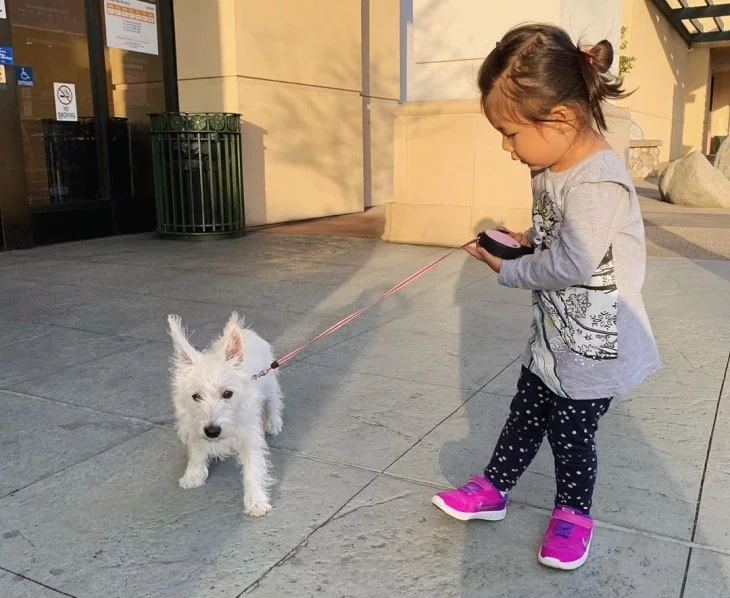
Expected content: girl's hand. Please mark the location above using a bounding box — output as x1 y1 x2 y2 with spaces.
497 226 532 248
464 241 503 273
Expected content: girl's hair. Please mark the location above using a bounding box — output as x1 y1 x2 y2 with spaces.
478 23 630 134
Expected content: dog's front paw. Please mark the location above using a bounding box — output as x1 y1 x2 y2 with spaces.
264 416 283 436
179 468 208 489
244 502 272 517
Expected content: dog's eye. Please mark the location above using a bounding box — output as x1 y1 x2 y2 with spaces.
192 393 202 402
222 390 233 399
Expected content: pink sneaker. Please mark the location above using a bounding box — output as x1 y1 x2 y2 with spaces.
538 506 593 570
431 476 507 521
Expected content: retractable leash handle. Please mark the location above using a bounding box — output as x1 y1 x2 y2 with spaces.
477 229 534 260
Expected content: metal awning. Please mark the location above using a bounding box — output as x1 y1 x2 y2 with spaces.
650 0 730 44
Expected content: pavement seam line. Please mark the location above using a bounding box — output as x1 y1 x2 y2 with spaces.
269 446 382 475
236 475 380 596
5 274 313 318
295 356 504 392
379 355 522 473
1 428 159 501
0 333 147 389
5 246 461 319
0 565 80 597
235 446 730 596
26 319 215 347
0 388 167 429
271 448 730 560
679 350 730 598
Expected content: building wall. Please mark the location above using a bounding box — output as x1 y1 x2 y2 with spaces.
560 0 621 73
407 0 621 102
384 99 533 247
619 0 711 160
408 0 561 101
386 0 629 247
383 100 629 247
174 0 398 227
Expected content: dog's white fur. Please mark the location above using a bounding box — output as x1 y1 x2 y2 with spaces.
167 312 283 517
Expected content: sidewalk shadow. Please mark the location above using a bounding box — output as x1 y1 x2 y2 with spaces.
644 221 730 281
436 219 724 594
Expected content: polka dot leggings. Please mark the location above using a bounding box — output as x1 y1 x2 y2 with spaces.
484 367 611 514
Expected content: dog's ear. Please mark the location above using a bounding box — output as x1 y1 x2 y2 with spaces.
167 314 199 364
221 312 245 363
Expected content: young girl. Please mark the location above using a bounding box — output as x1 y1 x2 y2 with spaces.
431 24 661 570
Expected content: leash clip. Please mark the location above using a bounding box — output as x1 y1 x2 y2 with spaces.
251 360 279 380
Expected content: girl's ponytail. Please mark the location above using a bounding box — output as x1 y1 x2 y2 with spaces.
478 25 631 136
577 40 627 133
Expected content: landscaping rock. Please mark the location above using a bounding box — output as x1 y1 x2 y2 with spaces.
658 151 730 208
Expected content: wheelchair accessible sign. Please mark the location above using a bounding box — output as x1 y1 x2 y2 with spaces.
17 66 34 87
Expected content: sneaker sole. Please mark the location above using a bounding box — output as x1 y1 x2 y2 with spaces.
537 537 591 571
431 495 506 521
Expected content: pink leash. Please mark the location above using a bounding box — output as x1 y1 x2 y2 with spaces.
251 237 478 379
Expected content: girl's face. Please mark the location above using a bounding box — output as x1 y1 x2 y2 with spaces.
484 88 576 171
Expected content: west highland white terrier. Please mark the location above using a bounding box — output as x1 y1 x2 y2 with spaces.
167 312 284 517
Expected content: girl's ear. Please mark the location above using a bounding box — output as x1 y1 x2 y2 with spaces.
548 104 581 130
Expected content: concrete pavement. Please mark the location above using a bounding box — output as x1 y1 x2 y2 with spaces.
0 232 728 597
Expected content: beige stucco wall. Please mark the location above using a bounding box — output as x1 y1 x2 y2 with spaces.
619 0 711 160
560 0 622 72
383 100 630 247
174 0 398 226
409 0 561 101
383 99 531 247
408 0 622 101
387 0 629 247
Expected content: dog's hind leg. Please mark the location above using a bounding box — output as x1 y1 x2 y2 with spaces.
179 442 210 489
262 375 284 436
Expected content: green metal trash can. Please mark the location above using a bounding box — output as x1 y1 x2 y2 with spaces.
150 112 244 239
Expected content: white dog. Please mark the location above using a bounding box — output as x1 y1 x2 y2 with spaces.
167 312 284 517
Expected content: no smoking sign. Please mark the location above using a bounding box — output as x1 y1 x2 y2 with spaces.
56 85 73 104
53 82 78 122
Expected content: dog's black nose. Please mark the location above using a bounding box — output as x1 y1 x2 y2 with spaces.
204 425 221 438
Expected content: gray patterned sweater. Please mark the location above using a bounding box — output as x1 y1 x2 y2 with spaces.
498 150 661 400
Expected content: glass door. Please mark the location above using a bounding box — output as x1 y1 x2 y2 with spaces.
1 0 176 248
10 0 112 244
